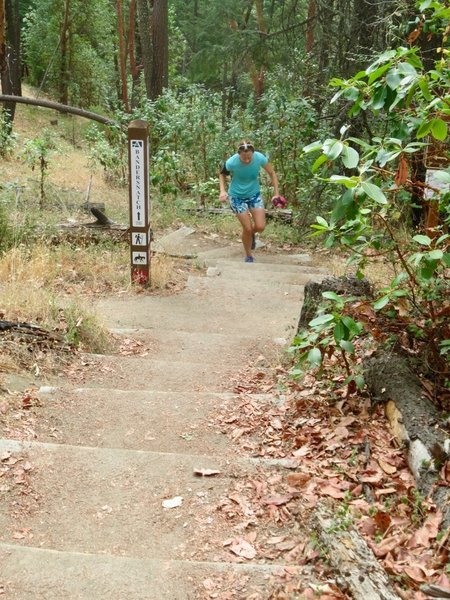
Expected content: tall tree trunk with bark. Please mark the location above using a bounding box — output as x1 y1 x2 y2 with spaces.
251 0 267 100
136 0 152 99
150 0 168 99
306 0 316 53
0 0 5 72
1 0 21 129
59 0 70 105
116 0 130 111
128 0 141 107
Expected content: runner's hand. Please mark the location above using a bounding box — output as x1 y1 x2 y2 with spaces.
219 192 228 203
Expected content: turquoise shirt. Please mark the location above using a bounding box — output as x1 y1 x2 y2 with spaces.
225 151 268 199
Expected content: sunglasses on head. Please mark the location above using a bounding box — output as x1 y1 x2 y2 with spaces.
238 143 254 153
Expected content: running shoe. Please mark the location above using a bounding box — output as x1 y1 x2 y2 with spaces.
245 256 254 263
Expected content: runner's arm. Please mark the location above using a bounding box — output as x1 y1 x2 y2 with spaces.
219 164 230 202
263 163 280 198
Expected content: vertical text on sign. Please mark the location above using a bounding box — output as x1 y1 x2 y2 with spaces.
130 139 145 227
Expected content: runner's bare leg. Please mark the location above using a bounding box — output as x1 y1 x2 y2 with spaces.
236 211 253 256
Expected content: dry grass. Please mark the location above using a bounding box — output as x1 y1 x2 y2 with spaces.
0 244 128 294
313 250 397 289
0 244 182 317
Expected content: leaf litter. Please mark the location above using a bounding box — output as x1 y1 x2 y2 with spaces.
199 359 450 599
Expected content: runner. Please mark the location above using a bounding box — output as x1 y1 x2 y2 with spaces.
219 141 280 263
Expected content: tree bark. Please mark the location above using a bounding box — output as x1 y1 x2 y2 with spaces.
313 504 402 600
116 0 129 111
0 0 5 71
150 0 168 99
251 0 267 100
364 353 450 527
1 0 21 128
305 0 315 53
136 0 152 99
0 95 116 125
59 0 70 105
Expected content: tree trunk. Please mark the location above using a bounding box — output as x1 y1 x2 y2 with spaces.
313 505 402 600
305 0 315 52
136 0 152 99
1 0 21 129
150 0 168 99
251 0 267 100
116 0 129 111
364 353 450 527
0 0 5 71
129 0 142 107
59 0 70 105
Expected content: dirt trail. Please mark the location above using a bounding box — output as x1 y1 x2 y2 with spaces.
0 230 328 599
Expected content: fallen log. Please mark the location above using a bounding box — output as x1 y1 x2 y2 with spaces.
0 95 116 126
58 207 127 232
312 504 401 600
364 353 450 526
0 320 62 341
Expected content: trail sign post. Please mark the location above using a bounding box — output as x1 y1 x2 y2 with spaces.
128 120 151 285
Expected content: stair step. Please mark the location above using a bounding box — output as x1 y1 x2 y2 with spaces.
110 328 292 365
63 355 235 392
0 543 305 600
33 388 233 454
0 439 287 562
207 259 324 274
97 296 300 337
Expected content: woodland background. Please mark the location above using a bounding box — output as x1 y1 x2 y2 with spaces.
0 4 450 596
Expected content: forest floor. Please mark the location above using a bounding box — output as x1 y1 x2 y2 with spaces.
0 100 449 599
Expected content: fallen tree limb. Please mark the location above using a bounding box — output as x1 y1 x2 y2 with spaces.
0 95 116 126
58 208 127 231
312 504 401 600
364 353 450 526
0 320 61 341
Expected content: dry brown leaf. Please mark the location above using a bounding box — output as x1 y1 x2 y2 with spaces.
378 459 397 474
407 511 442 549
229 538 257 559
404 565 428 583
375 487 397 497
292 445 310 458
370 534 408 558
319 484 347 499
263 494 293 506
193 468 221 477
374 511 391 534
287 472 311 488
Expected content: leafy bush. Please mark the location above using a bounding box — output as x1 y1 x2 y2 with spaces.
290 0 450 397
84 83 323 222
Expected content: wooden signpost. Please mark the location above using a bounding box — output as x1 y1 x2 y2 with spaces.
128 119 151 285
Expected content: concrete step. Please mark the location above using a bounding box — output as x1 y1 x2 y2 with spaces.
111 327 279 365
33 388 232 455
197 245 314 265
0 439 271 562
97 296 300 337
64 355 235 391
186 274 305 298
206 258 325 274
0 543 304 600
197 267 323 286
